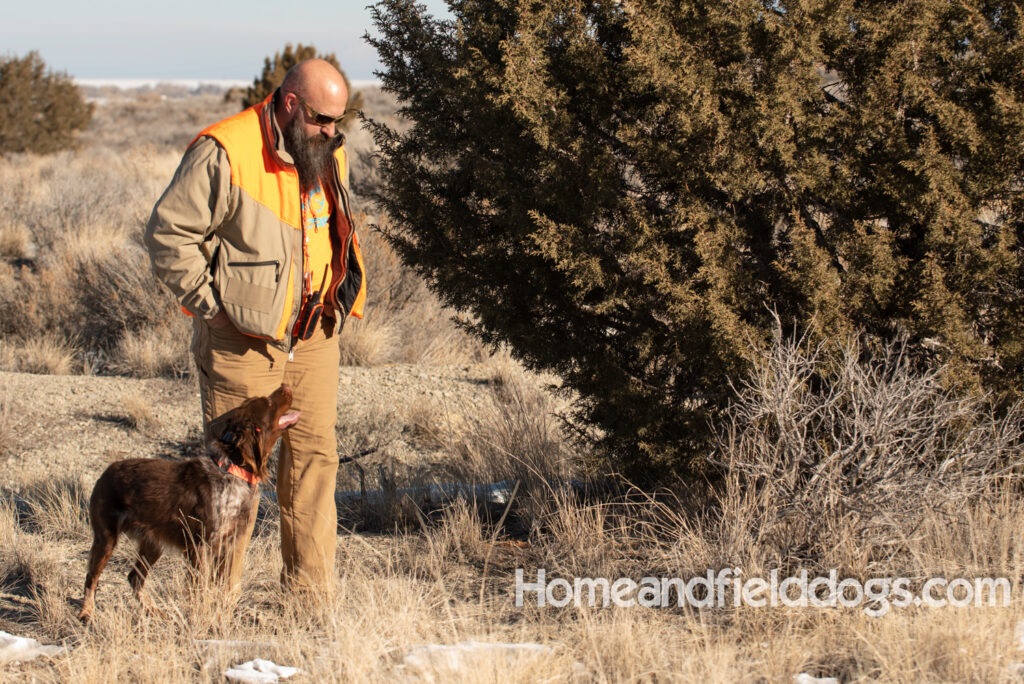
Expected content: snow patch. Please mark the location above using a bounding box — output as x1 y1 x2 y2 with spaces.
224 658 301 683
794 675 839 684
0 631 67 665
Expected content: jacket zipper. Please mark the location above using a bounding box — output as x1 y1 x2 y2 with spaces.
330 161 356 316
226 259 281 282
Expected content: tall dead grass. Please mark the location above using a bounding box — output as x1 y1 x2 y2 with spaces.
0 334 79 375
0 381 11 456
329 351 574 532
108 316 191 379
0 147 183 377
0 220 30 258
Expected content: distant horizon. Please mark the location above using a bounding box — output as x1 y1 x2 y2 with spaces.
74 77 383 90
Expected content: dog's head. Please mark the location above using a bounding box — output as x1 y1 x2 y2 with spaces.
208 385 301 482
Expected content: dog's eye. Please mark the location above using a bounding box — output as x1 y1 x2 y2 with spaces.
221 430 239 446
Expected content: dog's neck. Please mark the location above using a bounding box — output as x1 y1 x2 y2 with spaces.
207 444 261 486
218 458 261 486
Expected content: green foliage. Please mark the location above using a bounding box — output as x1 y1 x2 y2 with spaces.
368 0 1024 481
0 51 92 155
238 43 363 131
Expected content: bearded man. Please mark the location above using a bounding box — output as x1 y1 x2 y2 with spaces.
144 59 366 592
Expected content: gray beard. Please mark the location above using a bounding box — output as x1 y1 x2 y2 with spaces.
283 117 341 191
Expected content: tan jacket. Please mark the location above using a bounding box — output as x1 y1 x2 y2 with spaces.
144 91 365 350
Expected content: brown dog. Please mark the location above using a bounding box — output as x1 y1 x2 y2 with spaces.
78 385 300 623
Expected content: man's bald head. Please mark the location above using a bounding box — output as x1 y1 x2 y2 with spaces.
277 59 349 189
281 59 348 121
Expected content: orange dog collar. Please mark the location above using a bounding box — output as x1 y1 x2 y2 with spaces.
217 458 261 486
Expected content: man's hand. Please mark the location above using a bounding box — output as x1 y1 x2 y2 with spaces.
207 310 234 331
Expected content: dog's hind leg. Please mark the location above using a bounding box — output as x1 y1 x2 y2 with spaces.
79 526 118 623
128 536 163 601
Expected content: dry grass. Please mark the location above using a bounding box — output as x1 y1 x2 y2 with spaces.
110 317 192 379
120 392 156 431
0 382 11 457
2 447 1022 681
338 312 399 367
0 335 79 375
337 217 483 367
21 476 91 542
0 148 184 377
78 93 237 152
447 360 574 489
0 220 30 258
335 401 404 462
405 397 454 451
23 336 79 375
484 347 525 393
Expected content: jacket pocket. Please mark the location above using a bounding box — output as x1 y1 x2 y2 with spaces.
219 260 280 313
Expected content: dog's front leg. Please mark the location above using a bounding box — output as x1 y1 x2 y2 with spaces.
209 542 224 582
222 503 259 591
183 535 211 584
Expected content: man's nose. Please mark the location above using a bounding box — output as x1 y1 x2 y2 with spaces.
319 122 336 137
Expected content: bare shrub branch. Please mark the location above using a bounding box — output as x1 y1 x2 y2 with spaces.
714 325 1024 570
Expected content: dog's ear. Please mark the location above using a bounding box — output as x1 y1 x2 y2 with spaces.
229 421 262 475
249 423 271 481
239 402 273 480
249 394 297 481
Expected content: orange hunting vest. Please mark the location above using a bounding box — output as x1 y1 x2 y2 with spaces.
192 92 365 344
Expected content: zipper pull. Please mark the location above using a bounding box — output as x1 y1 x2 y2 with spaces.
288 350 294 362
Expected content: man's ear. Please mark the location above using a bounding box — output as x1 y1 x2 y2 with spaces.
280 91 300 121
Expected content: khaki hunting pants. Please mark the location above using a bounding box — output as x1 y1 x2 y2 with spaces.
192 317 340 592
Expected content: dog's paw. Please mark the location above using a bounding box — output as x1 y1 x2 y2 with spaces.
137 592 167 620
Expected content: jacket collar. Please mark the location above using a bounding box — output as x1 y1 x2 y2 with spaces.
260 89 295 168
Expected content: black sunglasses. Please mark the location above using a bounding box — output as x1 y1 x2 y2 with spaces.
288 92 345 128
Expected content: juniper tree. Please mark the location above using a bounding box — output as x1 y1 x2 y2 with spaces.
238 43 363 132
368 0 1024 480
0 52 92 155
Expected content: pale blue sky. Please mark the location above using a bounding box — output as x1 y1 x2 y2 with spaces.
1 0 452 80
